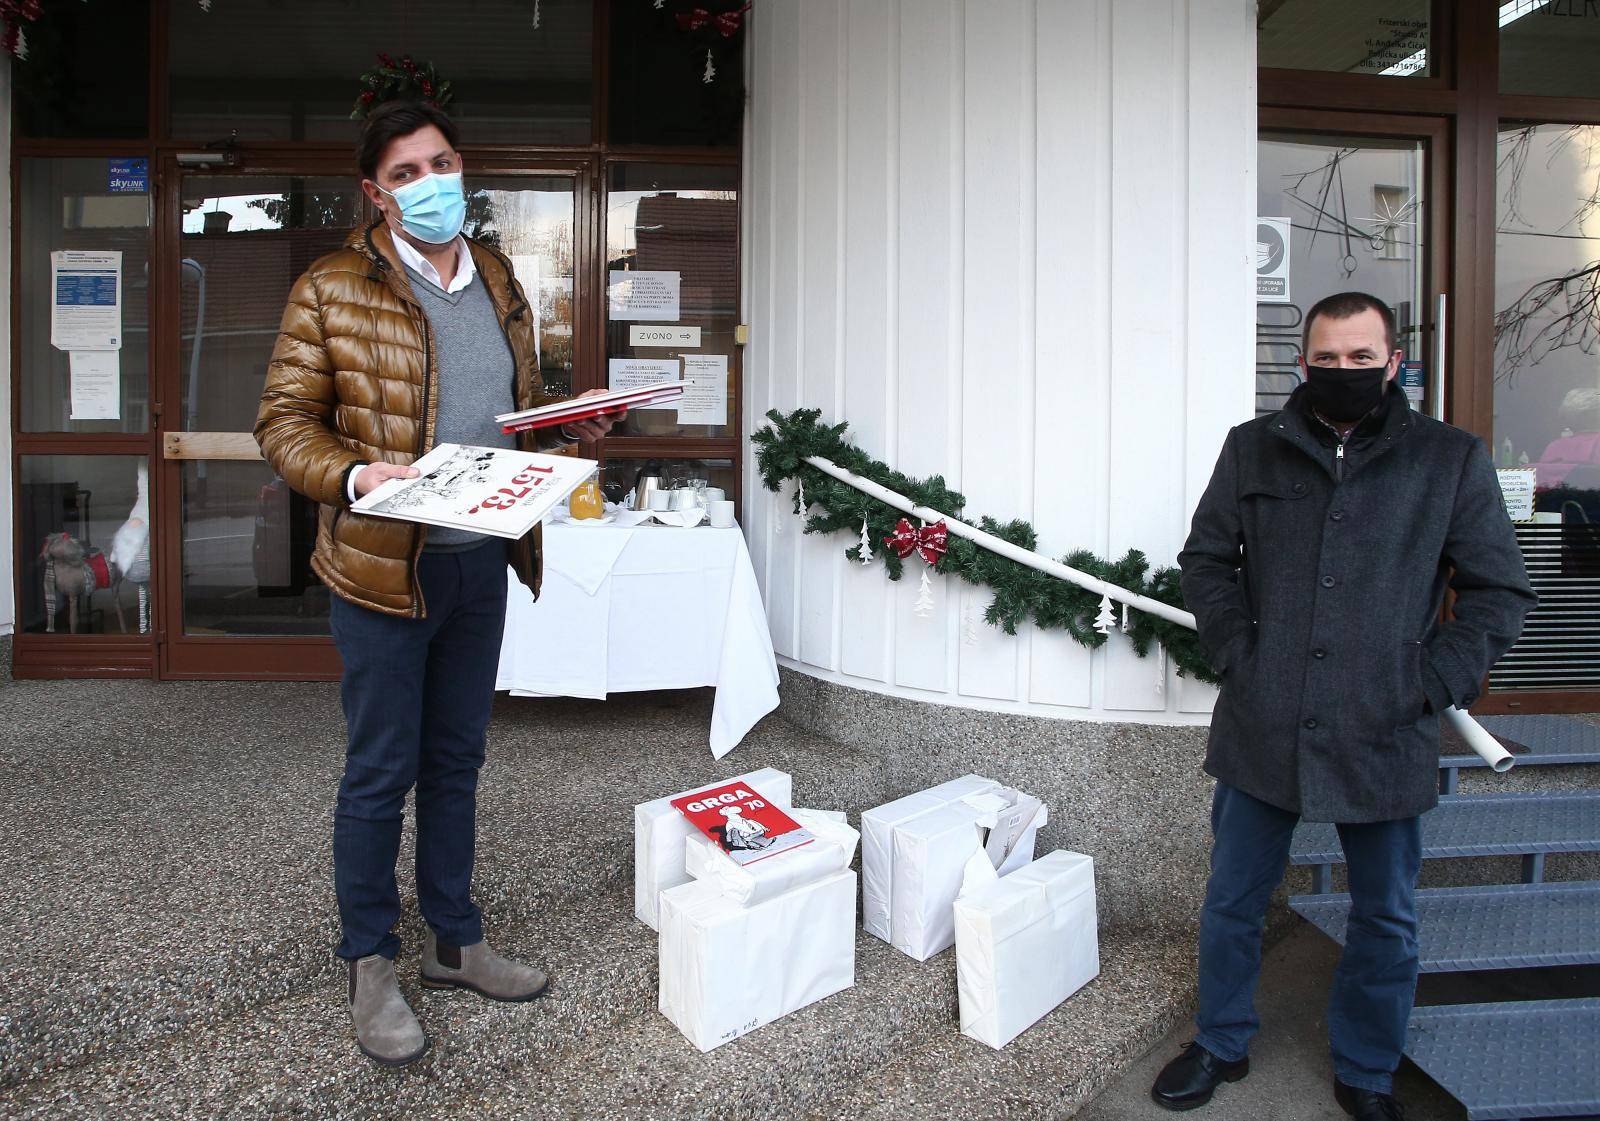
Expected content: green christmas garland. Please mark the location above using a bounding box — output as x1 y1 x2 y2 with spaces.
752 408 1220 686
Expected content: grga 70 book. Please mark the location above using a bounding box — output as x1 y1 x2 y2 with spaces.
670 781 816 868
351 443 598 540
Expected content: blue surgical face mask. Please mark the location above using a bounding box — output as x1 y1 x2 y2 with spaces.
377 170 466 245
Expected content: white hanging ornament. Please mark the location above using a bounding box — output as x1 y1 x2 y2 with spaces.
703 48 717 84
796 475 806 513
532 0 541 29
914 570 936 618
1119 602 1132 634
857 515 874 566
654 0 665 7
773 481 784 535
1094 593 1116 637
1154 642 1167 696
961 603 979 646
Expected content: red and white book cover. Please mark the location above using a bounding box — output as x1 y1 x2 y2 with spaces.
497 382 684 433
670 782 816 868
351 443 597 539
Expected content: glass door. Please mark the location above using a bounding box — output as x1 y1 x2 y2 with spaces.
1256 113 1450 421
154 159 588 677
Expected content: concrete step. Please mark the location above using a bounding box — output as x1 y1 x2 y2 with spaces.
0 684 885 1089
2 889 1193 1121
1406 998 1600 1121
1289 791 1600 865
1290 881 1600 972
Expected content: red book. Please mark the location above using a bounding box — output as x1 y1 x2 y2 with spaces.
497 382 685 433
670 782 816 868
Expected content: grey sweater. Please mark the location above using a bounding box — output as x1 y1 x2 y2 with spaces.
403 263 517 551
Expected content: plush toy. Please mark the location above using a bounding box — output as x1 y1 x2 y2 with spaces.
39 532 116 634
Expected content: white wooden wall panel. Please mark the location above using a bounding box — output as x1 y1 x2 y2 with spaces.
744 0 1256 726
837 0 897 684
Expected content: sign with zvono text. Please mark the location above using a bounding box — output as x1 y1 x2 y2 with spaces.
1496 467 1537 524
630 324 701 349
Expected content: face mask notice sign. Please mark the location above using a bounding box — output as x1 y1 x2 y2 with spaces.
670 782 815 867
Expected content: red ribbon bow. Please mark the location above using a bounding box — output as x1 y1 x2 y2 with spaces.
883 518 948 566
677 3 750 37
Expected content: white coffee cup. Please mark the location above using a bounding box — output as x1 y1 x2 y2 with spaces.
669 488 699 512
704 487 726 503
708 499 736 528
648 490 673 511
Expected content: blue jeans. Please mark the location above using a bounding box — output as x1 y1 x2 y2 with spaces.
329 539 509 961
1195 782 1423 1094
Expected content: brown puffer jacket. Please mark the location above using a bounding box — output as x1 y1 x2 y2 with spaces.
255 221 565 617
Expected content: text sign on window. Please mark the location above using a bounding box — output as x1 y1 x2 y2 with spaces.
107 158 148 194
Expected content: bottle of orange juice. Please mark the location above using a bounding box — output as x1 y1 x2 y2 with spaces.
568 477 604 520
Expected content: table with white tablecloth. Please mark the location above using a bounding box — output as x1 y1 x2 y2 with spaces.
496 521 780 759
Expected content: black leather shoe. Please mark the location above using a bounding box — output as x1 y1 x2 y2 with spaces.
1150 1041 1250 1111
1335 1079 1406 1120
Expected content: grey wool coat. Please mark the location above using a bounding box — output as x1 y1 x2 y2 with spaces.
1178 384 1536 823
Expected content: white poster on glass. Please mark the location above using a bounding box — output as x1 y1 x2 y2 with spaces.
1255 218 1291 304
609 357 682 410
68 350 121 420
608 270 680 321
679 354 728 426
51 250 123 350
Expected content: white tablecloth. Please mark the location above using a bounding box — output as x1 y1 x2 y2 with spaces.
496 522 780 759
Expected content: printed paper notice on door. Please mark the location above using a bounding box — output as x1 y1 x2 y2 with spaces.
608 269 680 321
679 354 728 426
609 358 682 410
1496 467 1536 524
68 350 121 420
51 250 123 351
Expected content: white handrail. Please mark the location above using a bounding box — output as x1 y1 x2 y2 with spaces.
799 453 1512 772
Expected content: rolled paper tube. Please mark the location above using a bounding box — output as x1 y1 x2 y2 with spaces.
1443 707 1514 772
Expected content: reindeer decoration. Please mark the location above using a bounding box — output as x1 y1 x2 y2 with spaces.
39 532 124 634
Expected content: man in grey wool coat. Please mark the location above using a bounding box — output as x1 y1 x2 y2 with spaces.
1152 291 1536 1121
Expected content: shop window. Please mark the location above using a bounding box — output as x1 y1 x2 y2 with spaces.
605 163 739 438
14 0 150 139
1255 133 1428 417
608 0 744 147
1257 0 1431 77
168 0 593 144
178 176 363 435
179 460 329 637
18 158 152 435
1500 1 1600 99
18 456 153 636
462 177 580 399
599 457 736 508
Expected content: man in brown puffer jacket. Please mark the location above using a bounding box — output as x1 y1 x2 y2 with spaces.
255 100 620 1067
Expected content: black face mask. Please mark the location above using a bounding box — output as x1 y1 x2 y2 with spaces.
1303 364 1389 424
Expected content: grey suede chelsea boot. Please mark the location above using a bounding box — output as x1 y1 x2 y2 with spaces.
349 954 428 1066
420 930 549 1002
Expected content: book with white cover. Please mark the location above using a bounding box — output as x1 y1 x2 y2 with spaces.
496 381 683 433
352 443 597 539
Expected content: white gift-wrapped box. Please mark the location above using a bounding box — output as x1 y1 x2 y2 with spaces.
861 774 1001 942
658 868 857 1052
684 807 858 908
954 849 1099 1049
869 781 1048 962
633 767 793 929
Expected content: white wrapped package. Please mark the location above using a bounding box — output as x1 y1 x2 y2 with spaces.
954 849 1099 1049
888 789 1048 961
861 775 1001 942
658 868 856 1052
633 767 793 929
684 808 859 907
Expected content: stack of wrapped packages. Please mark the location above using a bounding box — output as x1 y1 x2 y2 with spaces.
635 769 861 1051
862 774 1100 1049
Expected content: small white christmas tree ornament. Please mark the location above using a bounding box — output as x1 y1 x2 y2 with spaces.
914 570 935 618
857 515 874 565
532 0 541 28
1094 593 1116 637
703 48 716 83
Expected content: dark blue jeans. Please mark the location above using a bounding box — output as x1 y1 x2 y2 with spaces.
329 539 509 961
1195 782 1423 1094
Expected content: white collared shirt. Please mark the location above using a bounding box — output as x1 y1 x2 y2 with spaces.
390 231 476 294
